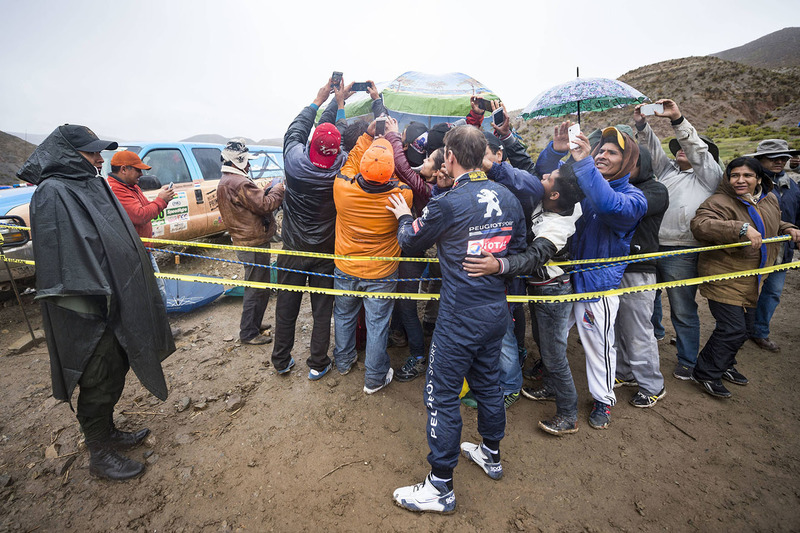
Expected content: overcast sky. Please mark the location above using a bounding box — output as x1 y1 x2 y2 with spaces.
1 0 797 143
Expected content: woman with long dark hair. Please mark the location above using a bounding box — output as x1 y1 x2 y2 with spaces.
690 157 800 398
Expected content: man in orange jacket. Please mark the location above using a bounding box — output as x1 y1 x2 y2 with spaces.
332 123 413 393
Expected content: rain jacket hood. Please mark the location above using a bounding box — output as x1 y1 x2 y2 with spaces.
17 125 100 185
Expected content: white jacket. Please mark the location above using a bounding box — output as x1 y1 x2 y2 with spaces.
637 119 722 246
531 202 582 280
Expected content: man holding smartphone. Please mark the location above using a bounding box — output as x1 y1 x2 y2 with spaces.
108 151 176 238
108 151 176 306
271 77 350 377
634 99 722 380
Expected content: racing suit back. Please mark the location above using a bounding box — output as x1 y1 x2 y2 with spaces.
397 171 526 308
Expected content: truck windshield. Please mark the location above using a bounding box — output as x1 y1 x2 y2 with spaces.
248 150 283 180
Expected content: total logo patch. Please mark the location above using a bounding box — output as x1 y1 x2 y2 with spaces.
466 235 510 255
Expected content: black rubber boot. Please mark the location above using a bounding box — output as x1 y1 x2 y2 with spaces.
87 441 145 481
107 427 150 450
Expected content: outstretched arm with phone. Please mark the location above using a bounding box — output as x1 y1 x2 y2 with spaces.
285 78 333 153
633 103 671 177
367 80 388 118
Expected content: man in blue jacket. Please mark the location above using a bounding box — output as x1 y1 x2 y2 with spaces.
270 77 350 379
387 125 526 513
745 139 800 352
568 128 647 429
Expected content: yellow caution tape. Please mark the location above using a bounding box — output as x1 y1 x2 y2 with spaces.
0 257 34 265
0 223 791 266
549 235 791 267
508 261 800 303
3 248 796 303
143 238 435 263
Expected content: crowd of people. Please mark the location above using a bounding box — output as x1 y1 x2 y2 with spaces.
16 75 800 514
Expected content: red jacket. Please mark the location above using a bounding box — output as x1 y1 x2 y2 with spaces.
108 175 168 238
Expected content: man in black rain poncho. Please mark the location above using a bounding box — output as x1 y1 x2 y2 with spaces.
17 124 175 481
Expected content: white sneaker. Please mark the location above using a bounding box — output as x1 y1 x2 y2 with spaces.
393 474 456 514
364 368 393 395
460 442 503 480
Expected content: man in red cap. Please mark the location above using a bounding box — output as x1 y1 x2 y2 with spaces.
270 77 353 378
108 150 176 306
331 123 413 393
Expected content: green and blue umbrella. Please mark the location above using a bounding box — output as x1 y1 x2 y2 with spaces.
521 77 648 123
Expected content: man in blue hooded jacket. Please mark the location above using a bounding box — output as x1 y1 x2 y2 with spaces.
567 128 647 430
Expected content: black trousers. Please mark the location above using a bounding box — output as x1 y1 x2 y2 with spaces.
236 246 272 341
77 327 129 442
694 300 751 381
271 254 334 371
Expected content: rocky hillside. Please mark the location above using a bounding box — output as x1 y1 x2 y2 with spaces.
712 27 800 69
0 132 36 186
511 55 800 155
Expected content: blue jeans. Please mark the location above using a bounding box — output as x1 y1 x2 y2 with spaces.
531 279 577 422
748 270 786 339
651 289 665 339
333 268 396 389
656 247 701 368
498 313 521 395
149 252 167 306
393 260 426 359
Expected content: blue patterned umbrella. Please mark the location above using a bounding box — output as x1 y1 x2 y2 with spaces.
521 77 648 122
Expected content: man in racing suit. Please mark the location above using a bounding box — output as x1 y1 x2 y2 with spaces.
388 125 526 514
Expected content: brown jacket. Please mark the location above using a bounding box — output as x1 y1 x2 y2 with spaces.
691 177 794 307
217 169 285 246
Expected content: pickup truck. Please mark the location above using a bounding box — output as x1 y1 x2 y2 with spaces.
0 142 284 289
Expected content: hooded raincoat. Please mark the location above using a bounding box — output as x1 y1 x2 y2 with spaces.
17 126 175 402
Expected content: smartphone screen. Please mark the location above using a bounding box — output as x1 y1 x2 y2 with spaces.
641 103 664 116
375 119 385 136
492 108 505 126
479 99 493 112
331 71 343 88
351 82 369 92
568 124 581 149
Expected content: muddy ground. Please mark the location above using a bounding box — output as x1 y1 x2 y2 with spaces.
1 246 799 533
